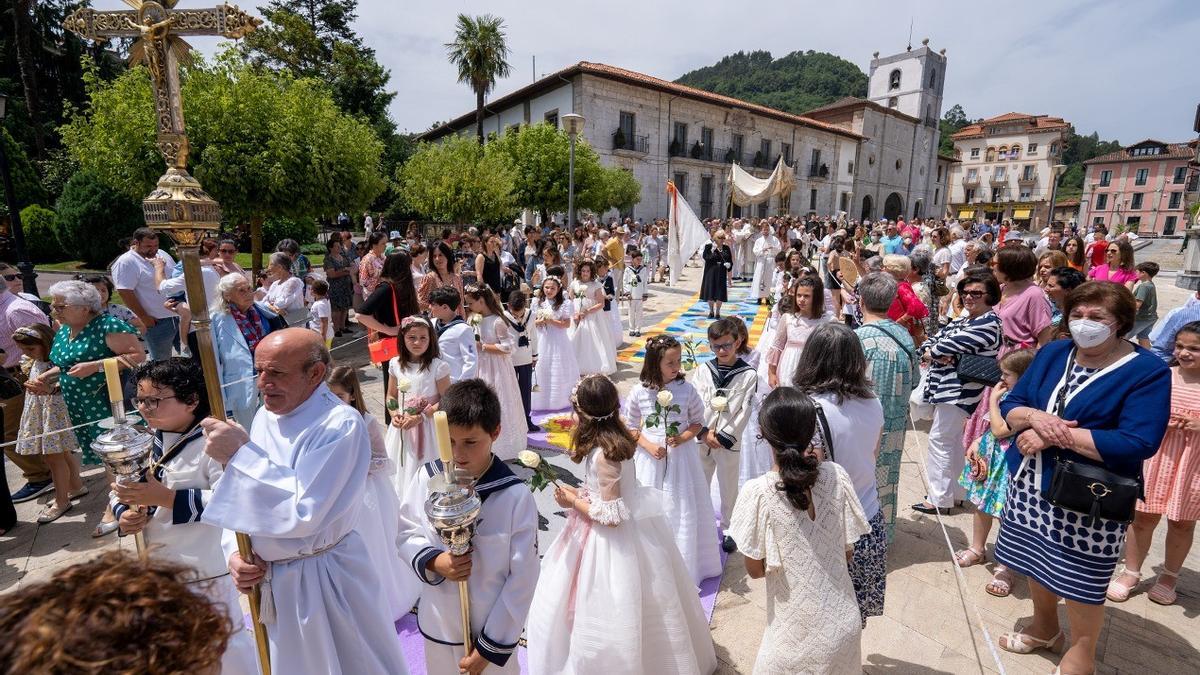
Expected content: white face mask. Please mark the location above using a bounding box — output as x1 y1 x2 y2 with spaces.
1069 318 1113 349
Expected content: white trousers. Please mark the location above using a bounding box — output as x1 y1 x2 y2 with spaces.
701 445 740 530
925 403 970 508
628 298 644 332
424 641 521 675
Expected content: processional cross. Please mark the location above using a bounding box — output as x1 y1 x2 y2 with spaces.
64 4 271 674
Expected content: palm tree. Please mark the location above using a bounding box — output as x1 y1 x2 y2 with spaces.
445 14 512 145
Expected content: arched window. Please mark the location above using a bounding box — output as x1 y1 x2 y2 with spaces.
889 69 901 90
985 147 996 162
1010 144 1021 159
998 145 1009 158
929 69 937 88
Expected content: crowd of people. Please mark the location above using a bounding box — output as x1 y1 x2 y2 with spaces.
0 210 1195 675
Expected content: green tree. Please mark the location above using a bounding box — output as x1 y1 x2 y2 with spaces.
241 0 396 133
597 166 643 213
938 104 973 155
484 123 605 218
54 171 145 268
399 135 516 224
445 14 512 144
0 127 48 218
18 204 65 262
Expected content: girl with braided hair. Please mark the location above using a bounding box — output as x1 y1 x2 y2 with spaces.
527 374 717 675
728 386 871 674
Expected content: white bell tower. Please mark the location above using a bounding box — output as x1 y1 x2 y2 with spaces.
867 38 946 127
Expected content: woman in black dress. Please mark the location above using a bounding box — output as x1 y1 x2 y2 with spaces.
475 235 506 297
357 252 420 422
700 229 733 318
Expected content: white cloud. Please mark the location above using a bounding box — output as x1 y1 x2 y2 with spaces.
90 0 1200 142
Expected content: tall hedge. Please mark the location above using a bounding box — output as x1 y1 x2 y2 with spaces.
54 171 145 269
18 205 67 263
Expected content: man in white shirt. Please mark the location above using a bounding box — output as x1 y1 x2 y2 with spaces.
202 329 409 674
112 228 178 360
947 225 968 276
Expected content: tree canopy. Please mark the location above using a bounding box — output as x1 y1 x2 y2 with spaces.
398 134 517 224
445 14 512 144
59 53 387 225
675 50 867 115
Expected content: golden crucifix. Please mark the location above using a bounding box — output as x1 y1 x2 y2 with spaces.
64 3 271 675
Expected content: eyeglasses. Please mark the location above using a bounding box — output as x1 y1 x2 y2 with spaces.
709 340 736 352
960 290 987 298
2 274 19 281
133 395 177 411
50 303 81 311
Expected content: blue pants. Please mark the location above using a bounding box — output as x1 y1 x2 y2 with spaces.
144 316 180 361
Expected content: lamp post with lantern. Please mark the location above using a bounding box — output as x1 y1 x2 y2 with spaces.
0 93 38 296
562 113 585 232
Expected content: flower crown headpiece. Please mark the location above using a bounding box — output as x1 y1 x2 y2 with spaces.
570 375 618 422
400 316 432 330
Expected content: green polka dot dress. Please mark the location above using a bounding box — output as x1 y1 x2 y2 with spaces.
50 313 138 465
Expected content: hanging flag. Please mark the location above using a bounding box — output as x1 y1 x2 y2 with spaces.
667 181 710 287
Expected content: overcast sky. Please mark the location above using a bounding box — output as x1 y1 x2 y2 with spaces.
96 0 1199 143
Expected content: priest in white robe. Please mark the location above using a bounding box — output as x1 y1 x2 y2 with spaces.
750 221 781 303
202 329 409 675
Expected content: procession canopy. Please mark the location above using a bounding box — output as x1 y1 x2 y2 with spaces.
728 157 795 206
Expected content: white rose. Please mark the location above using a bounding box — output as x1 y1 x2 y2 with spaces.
711 395 728 412
469 313 482 326
518 450 541 468
396 377 412 394
656 390 674 407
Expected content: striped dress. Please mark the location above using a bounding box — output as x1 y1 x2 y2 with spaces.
1139 367 1200 521
922 311 1003 413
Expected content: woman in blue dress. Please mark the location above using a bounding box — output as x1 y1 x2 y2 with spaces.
995 281 1170 675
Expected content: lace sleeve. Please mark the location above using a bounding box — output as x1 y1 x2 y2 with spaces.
728 478 779 570
587 453 629 527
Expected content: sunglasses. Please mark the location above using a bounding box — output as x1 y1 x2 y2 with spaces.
1 274 19 281
961 290 987 298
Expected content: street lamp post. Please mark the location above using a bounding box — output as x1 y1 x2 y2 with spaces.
562 113 585 232
1045 163 1067 231
0 94 38 296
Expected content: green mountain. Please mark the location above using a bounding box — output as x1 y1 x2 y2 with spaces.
675 50 868 115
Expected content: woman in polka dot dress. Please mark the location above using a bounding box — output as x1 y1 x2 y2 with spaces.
993 283 1170 675
46 281 145 464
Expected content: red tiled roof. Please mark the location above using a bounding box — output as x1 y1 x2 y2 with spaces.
951 112 1070 140
1055 197 1080 207
938 152 960 163
421 61 862 141
1083 141 1195 165
802 96 920 125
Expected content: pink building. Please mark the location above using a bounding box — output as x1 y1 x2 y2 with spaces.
1081 139 1198 236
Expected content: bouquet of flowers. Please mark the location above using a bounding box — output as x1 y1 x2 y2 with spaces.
469 313 483 341
517 450 561 491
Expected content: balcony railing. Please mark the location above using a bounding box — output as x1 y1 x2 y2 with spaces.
1017 172 1038 185
807 164 830 179
612 130 649 153
962 175 980 186
989 174 1009 186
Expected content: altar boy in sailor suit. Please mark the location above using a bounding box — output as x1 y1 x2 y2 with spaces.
429 285 479 383
623 250 649 337
396 379 539 675
690 318 758 553
110 358 258 674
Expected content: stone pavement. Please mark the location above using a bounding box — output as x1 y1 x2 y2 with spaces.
5 258 1199 675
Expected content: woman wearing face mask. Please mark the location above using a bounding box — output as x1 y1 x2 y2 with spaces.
992 281 1171 675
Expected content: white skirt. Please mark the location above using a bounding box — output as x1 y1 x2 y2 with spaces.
358 470 418 621
572 312 616 376
632 438 723 586
532 327 579 411
527 488 718 674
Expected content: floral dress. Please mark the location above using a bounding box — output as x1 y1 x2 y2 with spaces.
51 313 138 464
322 252 354 311
15 359 80 456
957 393 1014 518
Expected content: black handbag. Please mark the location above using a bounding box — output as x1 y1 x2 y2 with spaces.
956 353 1002 387
1042 355 1140 524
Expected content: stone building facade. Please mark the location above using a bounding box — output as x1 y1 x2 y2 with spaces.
947 112 1071 228
423 46 947 224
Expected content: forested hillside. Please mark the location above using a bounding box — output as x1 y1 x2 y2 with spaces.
675 50 867 115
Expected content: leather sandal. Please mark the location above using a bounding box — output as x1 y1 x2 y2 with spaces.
998 630 1064 655
1106 567 1142 602
954 547 986 568
986 566 1014 597
36 502 73 524
1148 568 1181 605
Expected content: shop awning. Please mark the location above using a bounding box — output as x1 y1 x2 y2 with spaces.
1012 208 1032 219
957 209 974 219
